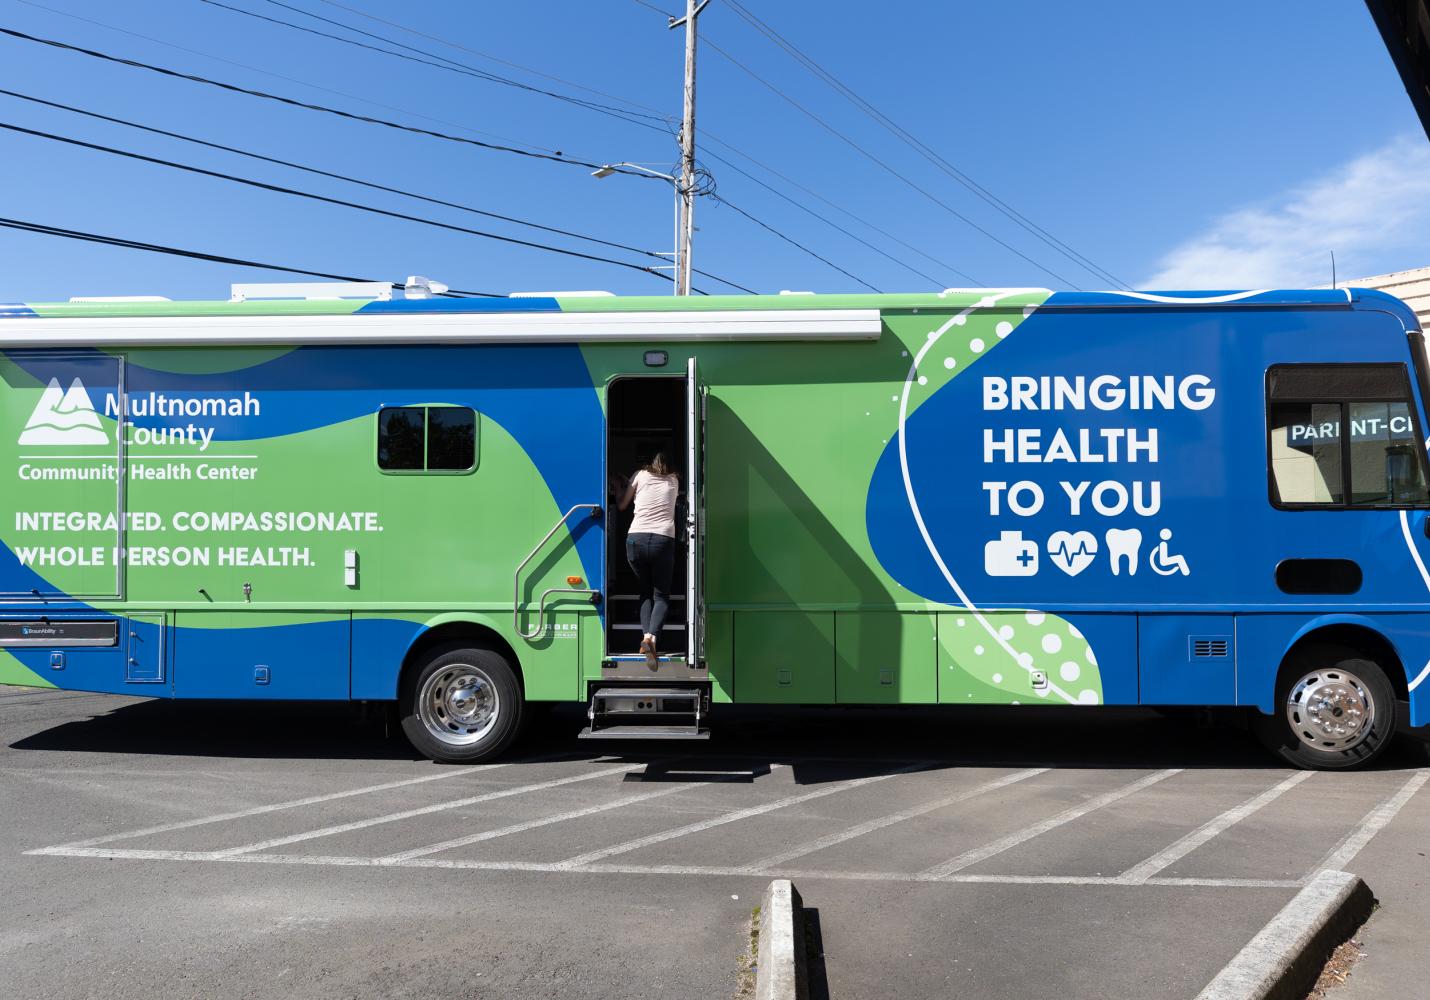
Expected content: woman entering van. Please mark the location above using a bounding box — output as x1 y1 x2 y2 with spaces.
617 451 679 667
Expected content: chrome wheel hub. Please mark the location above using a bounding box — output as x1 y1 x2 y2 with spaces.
1286 669 1374 752
418 665 500 746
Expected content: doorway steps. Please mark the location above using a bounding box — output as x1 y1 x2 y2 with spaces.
579 686 710 740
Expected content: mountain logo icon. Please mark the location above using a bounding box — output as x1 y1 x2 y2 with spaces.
18 377 109 446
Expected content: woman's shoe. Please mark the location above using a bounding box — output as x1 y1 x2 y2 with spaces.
640 635 658 667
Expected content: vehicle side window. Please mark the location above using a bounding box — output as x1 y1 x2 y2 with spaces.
1269 401 1345 503
1267 364 1429 507
378 406 477 473
427 407 476 471
378 407 425 470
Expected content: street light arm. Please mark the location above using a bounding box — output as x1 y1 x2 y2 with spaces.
591 161 684 295
593 162 677 184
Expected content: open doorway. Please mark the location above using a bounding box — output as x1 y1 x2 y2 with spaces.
606 376 689 657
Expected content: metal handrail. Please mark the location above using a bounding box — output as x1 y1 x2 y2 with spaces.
514 504 601 640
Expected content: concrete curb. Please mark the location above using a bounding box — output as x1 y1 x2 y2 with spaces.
1194 870 1374 1000
756 879 808 1000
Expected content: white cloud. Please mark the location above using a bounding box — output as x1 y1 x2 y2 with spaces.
1143 134 1430 288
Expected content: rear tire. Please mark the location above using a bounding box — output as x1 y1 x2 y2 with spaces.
400 643 524 763
1253 645 1396 770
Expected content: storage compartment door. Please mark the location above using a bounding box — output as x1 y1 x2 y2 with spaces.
733 611 835 703
836 611 936 704
125 612 167 685
173 613 351 699
1138 614 1236 705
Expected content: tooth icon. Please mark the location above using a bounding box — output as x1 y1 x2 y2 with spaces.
1105 528 1143 576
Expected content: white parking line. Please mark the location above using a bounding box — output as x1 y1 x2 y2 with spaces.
22 844 1304 888
376 780 699 862
208 761 654 858
1312 768 1430 874
1115 771 1314 884
743 767 1050 872
554 761 931 869
918 768 1182 879
28 759 1417 894
43 758 533 850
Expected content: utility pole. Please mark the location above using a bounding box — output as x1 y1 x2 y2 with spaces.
669 0 708 296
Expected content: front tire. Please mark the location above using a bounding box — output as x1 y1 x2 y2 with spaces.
1254 645 1396 770
400 643 524 763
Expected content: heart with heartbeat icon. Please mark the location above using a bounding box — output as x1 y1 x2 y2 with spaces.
1046 530 1098 576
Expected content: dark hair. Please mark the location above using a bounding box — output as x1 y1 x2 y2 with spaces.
643 451 672 477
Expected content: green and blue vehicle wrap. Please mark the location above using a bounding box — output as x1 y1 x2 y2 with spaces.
2 287 1429 727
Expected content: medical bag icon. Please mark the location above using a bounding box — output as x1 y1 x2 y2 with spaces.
985 530 1039 576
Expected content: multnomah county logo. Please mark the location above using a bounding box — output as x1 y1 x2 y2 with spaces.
18 377 108 446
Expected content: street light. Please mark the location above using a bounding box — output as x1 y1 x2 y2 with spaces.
592 162 684 295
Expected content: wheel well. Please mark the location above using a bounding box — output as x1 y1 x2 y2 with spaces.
399 622 524 697
1283 624 1409 701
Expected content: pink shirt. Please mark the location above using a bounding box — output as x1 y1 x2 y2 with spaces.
628 470 678 537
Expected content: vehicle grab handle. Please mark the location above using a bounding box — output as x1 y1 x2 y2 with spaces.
514 504 601 640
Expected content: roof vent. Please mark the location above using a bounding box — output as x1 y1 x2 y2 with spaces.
778 290 814 295
403 275 449 300
230 281 393 302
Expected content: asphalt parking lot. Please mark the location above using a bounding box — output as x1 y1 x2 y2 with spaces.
3 686 1427 999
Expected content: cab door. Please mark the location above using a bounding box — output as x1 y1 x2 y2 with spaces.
685 357 705 666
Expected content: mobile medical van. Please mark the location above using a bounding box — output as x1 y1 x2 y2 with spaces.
2 283 1427 770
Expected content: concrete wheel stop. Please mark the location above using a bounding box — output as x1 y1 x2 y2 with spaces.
1194 870 1375 1000
756 879 809 1000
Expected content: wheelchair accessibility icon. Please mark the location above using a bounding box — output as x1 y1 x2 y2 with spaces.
1149 528 1190 576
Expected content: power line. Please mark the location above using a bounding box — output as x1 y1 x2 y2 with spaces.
304 0 926 293
628 0 969 285
728 2 1127 290
18 0 932 292
198 0 673 134
724 0 1130 290
630 0 680 20
0 26 665 180
698 34 1081 288
0 215 499 295
657 0 1103 288
703 147 973 286
0 25 872 290
708 196 880 293
17 0 572 158
0 88 755 293
217 1 875 291
313 0 679 124
0 120 703 289
702 134 981 283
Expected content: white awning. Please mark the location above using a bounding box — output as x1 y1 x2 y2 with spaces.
0 308 884 348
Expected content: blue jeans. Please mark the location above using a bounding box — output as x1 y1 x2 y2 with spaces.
626 532 675 644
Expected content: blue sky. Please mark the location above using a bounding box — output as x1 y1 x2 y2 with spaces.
0 0 1425 301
